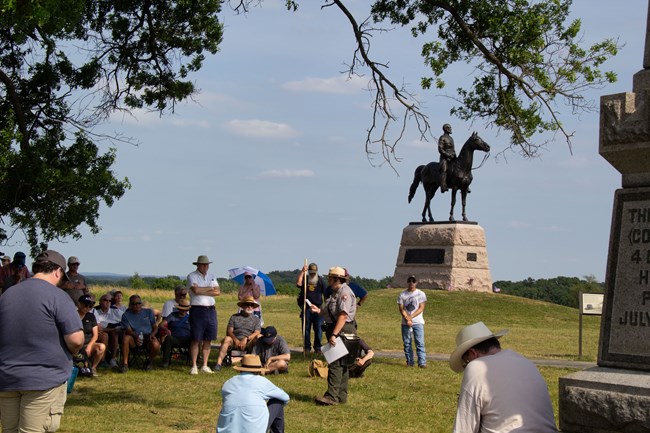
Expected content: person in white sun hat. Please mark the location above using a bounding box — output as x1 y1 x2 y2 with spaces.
449 321 558 433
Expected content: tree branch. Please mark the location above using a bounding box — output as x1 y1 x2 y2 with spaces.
0 68 29 151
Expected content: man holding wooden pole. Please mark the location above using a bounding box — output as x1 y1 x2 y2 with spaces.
296 262 325 355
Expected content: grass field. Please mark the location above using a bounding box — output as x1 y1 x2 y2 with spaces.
58 286 600 433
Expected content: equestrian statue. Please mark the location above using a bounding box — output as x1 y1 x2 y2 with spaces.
408 127 490 222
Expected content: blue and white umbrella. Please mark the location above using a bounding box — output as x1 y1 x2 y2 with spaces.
228 266 276 296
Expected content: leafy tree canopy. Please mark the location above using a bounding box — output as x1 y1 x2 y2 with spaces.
0 0 223 254
296 0 619 164
495 274 604 308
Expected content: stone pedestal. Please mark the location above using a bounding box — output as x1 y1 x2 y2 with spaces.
559 367 650 433
392 222 492 291
559 4 650 431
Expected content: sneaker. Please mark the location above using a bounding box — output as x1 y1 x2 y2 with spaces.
314 348 322 354
315 395 338 406
213 364 222 372
189 366 198 375
91 367 99 377
143 360 152 371
119 364 128 374
419 364 427 369
200 365 214 374
108 359 118 368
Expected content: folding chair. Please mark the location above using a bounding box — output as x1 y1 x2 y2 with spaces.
128 344 149 369
222 349 246 367
171 344 191 366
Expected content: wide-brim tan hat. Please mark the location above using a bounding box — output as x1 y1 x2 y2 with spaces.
237 296 260 309
449 321 508 373
324 266 346 279
193 255 212 265
176 299 191 310
233 354 269 373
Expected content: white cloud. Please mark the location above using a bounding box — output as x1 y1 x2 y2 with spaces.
223 119 300 139
282 75 368 94
110 109 212 128
258 169 315 178
508 220 531 229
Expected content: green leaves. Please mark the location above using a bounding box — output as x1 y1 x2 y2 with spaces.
368 0 619 156
0 0 223 253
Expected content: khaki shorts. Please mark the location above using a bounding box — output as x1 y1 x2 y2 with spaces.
0 382 67 433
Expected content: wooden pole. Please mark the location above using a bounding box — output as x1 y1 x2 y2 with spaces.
302 258 308 356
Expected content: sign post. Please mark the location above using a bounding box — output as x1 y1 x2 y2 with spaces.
578 292 603 358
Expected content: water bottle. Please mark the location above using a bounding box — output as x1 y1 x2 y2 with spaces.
137 332 143 345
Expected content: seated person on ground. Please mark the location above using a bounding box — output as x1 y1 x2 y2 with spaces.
251 326 290 375
118 294 161 373
160 298 192 368
77 294 106 376
94 293 123 368
217 354 290 433
349 337 374 378
214 297 262 371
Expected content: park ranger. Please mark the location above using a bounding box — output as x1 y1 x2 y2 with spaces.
310 266 357 406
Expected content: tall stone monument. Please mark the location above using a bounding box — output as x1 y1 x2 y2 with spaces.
558 4 650 431
392 222 492 291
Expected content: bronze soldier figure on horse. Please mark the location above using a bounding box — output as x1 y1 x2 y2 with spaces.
408 131 490 222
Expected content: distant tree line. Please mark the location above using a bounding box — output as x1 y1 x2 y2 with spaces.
87 270 392 296
494 275 604 308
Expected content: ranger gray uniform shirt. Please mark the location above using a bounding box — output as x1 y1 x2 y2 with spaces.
326 283 356 324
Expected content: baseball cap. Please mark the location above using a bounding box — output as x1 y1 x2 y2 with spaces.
78 294 94 306
35 250 70 281
261 326 277 344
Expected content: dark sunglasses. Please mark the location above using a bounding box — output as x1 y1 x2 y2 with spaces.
244 275 253 280
130 301 143 305
407 279 416 283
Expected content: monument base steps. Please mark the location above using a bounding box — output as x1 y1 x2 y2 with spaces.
559 367 650 433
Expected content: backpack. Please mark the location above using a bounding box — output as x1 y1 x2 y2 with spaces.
308 359 328 378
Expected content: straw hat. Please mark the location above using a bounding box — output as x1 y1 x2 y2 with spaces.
324 266 346 279
233 354 268 373
449 322 508 373
237 296 260 309
176 299 191 311
192 255 212 265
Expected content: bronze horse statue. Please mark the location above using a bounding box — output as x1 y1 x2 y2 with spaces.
408 132 490 222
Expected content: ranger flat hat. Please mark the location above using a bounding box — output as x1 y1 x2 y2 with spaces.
325 266 346 279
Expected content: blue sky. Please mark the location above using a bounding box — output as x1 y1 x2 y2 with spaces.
32 0 647 281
